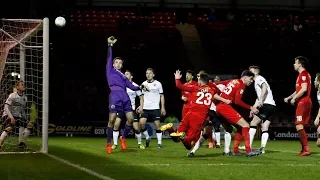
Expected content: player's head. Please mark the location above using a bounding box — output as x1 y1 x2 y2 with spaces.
125 70 133 81
186 70 194 82
240 70 254 86
16 80 24 92
294 56 309 71
214 75 221 83
146 68 155 81
198 73 210 86
197 69 207 80
113 57 123 70
314 73 320 89
249 65 260 76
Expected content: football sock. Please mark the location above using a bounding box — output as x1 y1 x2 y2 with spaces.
19 127 24 143
191 131 205 153
113 130 119 145
224 132 231 153
242 127 251 153
156 130 162 144
215 132 221 145
22 128 30 143
249 126 257 148
135 132 142 145
0 131 8 146
142 128 150 140
261 131 269 148
107 127 113 143
298 129 309 151
122 124 132 139
233 131 242 153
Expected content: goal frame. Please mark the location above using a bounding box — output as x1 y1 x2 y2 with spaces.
0 17 49 153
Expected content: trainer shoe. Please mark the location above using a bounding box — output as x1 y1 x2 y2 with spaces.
111 144 117 150
139 144 145 149
120 136 127 150
246 151 261 157
160 123 173 131
232 152 243 156
158 144 162 148
222 152 232 156
170 132 186 139
187 152 195 157
18 142 27 149
106 143 112 154
259 147 265 154
146 138 151 147
216 145 221 148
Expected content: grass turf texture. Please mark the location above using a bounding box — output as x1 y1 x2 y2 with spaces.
1 137 320 180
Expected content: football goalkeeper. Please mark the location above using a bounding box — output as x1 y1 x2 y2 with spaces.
105 36 142 154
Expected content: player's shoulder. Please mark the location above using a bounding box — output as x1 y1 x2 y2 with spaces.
8 92 17 98
299 70 311 81
255 75 266 83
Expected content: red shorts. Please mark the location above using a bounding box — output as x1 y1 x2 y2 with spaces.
177 112 206 144
182 105 190 120
295 100 312 125
216 103 242 124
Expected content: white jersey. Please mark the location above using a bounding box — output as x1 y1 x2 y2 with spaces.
141 80 163 110
254 75 276 106
317 90 320 105
3 92 27 119
210 84 226 111
127 82 142 110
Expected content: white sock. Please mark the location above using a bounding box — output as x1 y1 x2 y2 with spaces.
191 131 205 153
215 132 221 145
211 129 216 141
249 128 257 148
113 131 119 145
136 133 142 145
156 132 162 145
0 131 8 146
19 127 24 143
142 129 150 140
224 132 231 153
22 128 30 143
261 132 269 148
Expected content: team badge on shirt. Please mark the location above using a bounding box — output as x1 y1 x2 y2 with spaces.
302 76 306 81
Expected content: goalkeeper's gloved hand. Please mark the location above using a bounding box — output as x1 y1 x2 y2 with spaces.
140 85 149 91
107 36 117 46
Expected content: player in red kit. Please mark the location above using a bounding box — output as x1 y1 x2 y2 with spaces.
284 56 312 156
161 70 231 151
216 70 260 157
181 70 197 119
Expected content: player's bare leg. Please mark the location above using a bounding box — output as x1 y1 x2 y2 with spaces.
106 113 117 154
235 118 261 157
207 126 214 148
112 117 121 150
139 117 151 147
260 120 271 153
296 124 311 156
154 120 162 148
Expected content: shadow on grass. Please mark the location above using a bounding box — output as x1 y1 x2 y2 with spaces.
49 145 186 180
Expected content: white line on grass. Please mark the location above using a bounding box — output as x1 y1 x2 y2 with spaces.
45 153 115 180
101 163 320 167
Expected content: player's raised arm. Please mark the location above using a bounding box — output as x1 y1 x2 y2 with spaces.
174 70 197 92
106 36 117 74
125 78 140 91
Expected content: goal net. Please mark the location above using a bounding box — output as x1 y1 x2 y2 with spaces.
0 18 49 154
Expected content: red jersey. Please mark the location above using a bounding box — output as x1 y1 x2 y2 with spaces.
176 79 216 118
296 70 312 102
219 79 251 110
181 81 198 108
208 81 221 94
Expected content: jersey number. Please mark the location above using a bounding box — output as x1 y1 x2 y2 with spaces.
223 83 235 95
196 92 212 105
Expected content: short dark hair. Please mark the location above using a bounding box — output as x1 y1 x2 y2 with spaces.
186 70 194 75
295 56 309 68
198 69 207 74
16 80 23 87
199 73 210 84
125 70 132 75
249 65 260 74
241 70 255 77
146 68 155 74
113 57 124 63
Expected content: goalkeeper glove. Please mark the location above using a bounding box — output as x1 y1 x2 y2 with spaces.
107 36 117 46
140 85 149 91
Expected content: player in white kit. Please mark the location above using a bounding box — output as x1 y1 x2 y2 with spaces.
0 81 32 150
239 66 276 153
112 70 144 150
313 73 320 147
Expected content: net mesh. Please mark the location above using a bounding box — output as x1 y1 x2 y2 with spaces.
0 19 43 152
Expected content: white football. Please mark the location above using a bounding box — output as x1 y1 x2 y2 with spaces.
55 16 66 27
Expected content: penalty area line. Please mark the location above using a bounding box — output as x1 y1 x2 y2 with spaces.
45 153 115 180
101 163 320 167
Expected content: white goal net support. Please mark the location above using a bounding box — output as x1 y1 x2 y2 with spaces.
0 18 49 154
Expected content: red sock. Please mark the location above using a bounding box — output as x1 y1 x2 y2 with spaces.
298 129 309 151
233 132 242 153
242 127 252 153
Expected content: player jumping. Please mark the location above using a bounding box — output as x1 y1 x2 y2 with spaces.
284 56 312 156
112 70 145 150
181 70 197 119
313 73 320 147
0 81 32 150
105 36 142 154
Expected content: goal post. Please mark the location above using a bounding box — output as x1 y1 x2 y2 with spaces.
0 18 49 154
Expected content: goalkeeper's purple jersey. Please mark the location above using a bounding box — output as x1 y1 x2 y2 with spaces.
106 46 139 91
